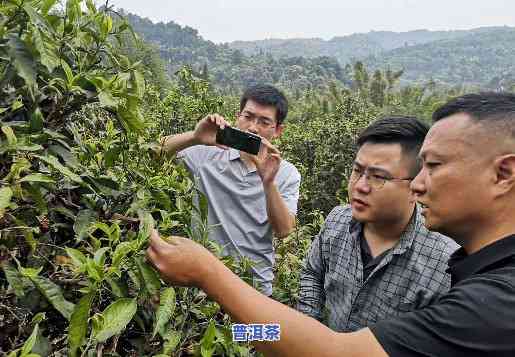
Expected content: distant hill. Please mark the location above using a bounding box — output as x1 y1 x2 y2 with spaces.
124 12 349 91
364 27 515 87
229 27 515 88
229 27 506 64
123 9 514 89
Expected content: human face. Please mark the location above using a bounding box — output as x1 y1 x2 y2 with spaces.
410 113 493 243
348 142 416 225
236 100 283 141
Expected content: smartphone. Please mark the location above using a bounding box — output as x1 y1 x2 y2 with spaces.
216 126 261 155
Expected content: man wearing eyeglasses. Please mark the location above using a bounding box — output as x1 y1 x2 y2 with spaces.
158 84 300 296
297 116 459 332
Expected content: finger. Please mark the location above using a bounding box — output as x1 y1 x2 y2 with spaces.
149 229 168 250
146 246 159 266
248 153 259 164
219 116 231 129
260 139 280 154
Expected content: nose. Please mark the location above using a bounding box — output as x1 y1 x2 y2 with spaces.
247 121 259 134
353 172 372 194
410 168 426 197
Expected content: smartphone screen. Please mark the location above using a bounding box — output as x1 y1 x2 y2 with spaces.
216 127 261 155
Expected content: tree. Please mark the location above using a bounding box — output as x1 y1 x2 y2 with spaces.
370 70 387 107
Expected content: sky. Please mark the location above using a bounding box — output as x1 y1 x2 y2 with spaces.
105 0 514 43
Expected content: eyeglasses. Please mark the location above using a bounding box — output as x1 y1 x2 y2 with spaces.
238 111 276 129
349 166 414 190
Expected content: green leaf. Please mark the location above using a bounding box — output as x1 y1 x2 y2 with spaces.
19 174 55 184
135 256 160 296
65 248 87 270
162 329 182 354
90 222 112 240
7 35 37 89
85 0 96 13
85 259 103 282
61 60 74 85
117 101 145 133
200 320 217 357
32 26 59 72
2 126 17 146
152 287 176 338
104 146 121 168
100 14 113 40
2 263 25 297
20 324 39 356
131 70 145 98
23 229 37 253
23 4 53 34
29 107 44 132
31 312 46 325
98 90 118 108
19 266 43 278
111 241 135 270
23 273 75 320
11 99 24 112
73 209 97 240
93 247 110 266
5 158 30 181
40 0 58 15
0 186 13 218
66 0 81 23
69 292 94 357
105 277 128 298
198 189 209 222
92 298 137 342
137 210 154 245
35 155 84 185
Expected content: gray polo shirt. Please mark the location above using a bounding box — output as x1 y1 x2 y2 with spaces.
178 145 301 295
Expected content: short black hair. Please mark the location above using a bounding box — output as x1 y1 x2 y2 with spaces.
433 92 515 138
240 84 288 125
357 116 430 176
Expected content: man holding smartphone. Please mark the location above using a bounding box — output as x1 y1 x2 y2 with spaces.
159 84 301 296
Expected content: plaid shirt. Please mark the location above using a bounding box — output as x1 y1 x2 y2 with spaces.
297 205 459 332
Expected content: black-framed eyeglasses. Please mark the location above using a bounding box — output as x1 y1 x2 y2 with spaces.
238 111 276 129
349 167 414 190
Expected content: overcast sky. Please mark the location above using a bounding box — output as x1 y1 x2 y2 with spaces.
105 0 514 43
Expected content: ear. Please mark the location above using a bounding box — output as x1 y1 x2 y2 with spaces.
272 123 284 139
493 154 515 196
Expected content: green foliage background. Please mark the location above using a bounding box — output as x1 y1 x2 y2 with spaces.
0 1 482 356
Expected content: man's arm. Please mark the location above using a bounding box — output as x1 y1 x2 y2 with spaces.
159 114 230 156
160 130 198 156
147 231 388 357
297 231 326 321
252 139 298 238
263 182 296 238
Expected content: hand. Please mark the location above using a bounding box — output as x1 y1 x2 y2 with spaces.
193 114 231 148
251 138 282 186
146 229 218 288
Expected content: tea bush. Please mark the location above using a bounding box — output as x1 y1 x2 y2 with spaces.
0 2 256 356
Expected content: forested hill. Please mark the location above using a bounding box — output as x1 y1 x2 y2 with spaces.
228 27 505 63
229 26 515 88
125 12 349 91
364 27 515 88
125 9 514 89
